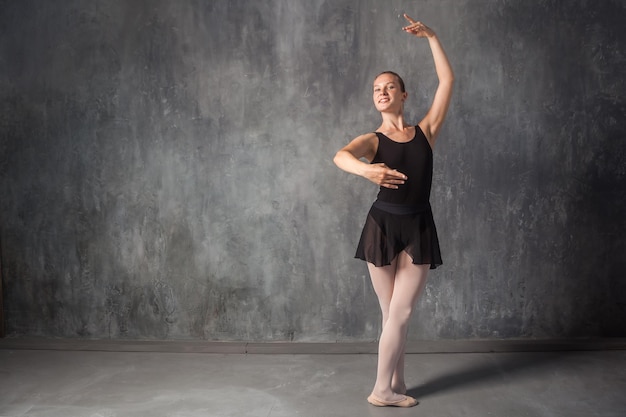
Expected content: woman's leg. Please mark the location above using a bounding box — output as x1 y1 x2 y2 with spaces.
368 259 407 393
392 333 408 394
368 251 429 402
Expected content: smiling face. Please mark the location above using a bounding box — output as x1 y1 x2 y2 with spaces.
372 72 407 113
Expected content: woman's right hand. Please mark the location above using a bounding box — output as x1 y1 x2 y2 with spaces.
363 163 407 189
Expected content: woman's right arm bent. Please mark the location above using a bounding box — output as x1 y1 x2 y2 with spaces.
333 133 408 189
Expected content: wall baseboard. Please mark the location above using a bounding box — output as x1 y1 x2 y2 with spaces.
0 338 624 354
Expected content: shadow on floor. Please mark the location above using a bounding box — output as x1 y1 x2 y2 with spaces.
407 351 566 399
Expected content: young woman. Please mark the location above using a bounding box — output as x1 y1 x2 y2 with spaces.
333 15 454 408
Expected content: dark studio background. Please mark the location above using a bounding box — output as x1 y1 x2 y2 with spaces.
1 0 625 341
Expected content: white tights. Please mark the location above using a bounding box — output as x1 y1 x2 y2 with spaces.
367 251 429 401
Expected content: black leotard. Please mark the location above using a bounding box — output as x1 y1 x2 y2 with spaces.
372 126 433 207
355 125 442 268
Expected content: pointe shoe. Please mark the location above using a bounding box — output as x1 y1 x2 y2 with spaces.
367 394 418 408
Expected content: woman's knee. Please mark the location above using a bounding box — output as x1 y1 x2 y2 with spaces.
389 305 414 325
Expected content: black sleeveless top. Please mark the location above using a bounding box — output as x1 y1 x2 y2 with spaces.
371 126 433 208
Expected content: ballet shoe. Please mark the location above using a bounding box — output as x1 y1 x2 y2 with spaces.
367 393 418 408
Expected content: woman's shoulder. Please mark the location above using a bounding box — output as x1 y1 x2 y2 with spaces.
355 131 379 141
343 131 380 162
349 131 380 148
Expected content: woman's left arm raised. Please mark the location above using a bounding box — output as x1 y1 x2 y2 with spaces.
403 14 454 147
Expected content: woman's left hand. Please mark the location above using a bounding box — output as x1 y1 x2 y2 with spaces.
402 14 435 38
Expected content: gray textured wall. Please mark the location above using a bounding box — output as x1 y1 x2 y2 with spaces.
1 0 625 341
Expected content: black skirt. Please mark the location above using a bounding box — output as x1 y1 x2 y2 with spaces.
355 200 442 269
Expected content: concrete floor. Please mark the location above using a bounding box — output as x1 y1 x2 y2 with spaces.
0 347 625 417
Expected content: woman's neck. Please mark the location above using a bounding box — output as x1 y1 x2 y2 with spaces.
378 112 410 133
